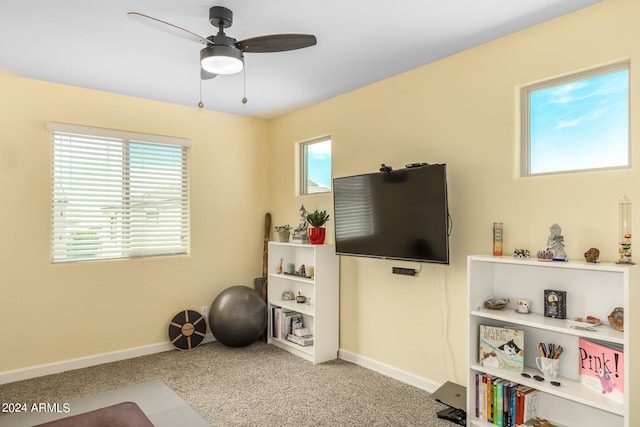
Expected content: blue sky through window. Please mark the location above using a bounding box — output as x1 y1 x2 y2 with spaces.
529 68 628 175
305 139 331 192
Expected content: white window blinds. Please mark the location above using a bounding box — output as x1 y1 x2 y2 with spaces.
48 122 190 263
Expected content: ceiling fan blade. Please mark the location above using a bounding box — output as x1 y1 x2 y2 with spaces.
127 12 213 46
201 68 217 80
236 34 317 53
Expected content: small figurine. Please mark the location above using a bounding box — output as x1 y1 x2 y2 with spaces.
282 291 295 300
277 257 283 274
608 307 624 332
537 250 553 261
292 204 309 244
532 417 552 427
584 248 600 263
545 223 567 261
298 264 306 277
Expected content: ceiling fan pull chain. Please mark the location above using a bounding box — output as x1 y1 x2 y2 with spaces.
242 64 248 104
198 78 204 109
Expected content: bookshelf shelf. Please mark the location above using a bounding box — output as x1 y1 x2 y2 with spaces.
267 242 339 364
467 255 630 427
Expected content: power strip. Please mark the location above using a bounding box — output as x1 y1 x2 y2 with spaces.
392 267 417 276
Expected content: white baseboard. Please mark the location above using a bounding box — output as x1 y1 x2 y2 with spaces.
2 340 435 391
0 336 215 385
338 348 442 393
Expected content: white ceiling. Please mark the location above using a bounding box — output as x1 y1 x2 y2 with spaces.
0 0 600 119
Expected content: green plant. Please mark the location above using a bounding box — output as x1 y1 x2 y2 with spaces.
306 210 330 227
274 224 291 233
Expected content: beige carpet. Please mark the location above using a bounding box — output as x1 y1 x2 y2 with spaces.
0 342 453 426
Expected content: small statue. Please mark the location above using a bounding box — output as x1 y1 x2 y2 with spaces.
277 258 283 274
298 264 306 277
292 204 309 244
584 247 600 263
532 417 552 427
608 307 624 332
546 223 567 261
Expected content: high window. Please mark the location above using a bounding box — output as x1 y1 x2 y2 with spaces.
48 122 190 263
300 137 332 195
521 62 629 176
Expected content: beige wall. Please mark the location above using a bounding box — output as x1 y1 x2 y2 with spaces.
0 74 269 371
268 0 638 409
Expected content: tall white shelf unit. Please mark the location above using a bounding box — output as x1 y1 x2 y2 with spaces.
467 255 630 427
267 242 339 364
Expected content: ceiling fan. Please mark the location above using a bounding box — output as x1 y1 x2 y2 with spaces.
128 6 317 81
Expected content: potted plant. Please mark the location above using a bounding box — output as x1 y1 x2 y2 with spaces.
274 224 291 242
306 210 330 244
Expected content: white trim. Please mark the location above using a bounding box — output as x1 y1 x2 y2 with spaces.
0 336 215 385
338 348 442 393
46 122 192 147
2 340 437 390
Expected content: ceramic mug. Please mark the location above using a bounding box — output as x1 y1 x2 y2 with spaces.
536 356 559 380
517 299 530 314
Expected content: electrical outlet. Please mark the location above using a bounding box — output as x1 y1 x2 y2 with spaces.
201 305 209 319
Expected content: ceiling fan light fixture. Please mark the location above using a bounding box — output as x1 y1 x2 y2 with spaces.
200 45 244 75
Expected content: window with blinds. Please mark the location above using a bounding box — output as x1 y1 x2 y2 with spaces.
48 122 190 263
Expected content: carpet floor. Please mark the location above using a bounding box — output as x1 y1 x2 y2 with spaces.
0 341 453 426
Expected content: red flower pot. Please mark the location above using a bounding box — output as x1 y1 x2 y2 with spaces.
308 227 326 244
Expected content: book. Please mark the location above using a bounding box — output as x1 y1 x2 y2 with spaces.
544 289 566 319
286 333 314 346
475 373 480 418
494 379 504 426
578 337 624 404
522 389 540 423
294 327 311 337
272 307 282 338
479 325 524 372
291 313 304 333
515 386 536 425
508 382 516 427
280 310 299 339
486 375 495 423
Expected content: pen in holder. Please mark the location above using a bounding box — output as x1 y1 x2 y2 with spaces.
536 343 563 380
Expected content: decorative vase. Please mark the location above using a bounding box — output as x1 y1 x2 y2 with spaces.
308 227 326 244
278 231 290 242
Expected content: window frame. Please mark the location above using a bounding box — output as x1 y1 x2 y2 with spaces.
299 136 332 195
520 61 630 177
47 122 191 263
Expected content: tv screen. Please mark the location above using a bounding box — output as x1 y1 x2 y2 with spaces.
333 164 449 264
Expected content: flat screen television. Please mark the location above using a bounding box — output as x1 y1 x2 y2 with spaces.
332 164 450 264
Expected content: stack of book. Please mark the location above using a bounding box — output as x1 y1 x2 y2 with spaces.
271 307 314 346
286 332 314 346
475 373 540 426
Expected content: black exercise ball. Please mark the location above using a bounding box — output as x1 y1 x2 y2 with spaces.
209 285 267 347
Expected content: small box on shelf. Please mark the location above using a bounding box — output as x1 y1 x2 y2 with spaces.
544 290 566 319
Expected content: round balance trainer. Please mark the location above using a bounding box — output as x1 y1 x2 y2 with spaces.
209 285 267 347
168 309 207 350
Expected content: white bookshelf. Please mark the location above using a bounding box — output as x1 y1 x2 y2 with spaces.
467 255 630 427
267 242 339 364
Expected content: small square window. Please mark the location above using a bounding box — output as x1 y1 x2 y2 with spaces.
300 137 332 195
521 62 629 176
